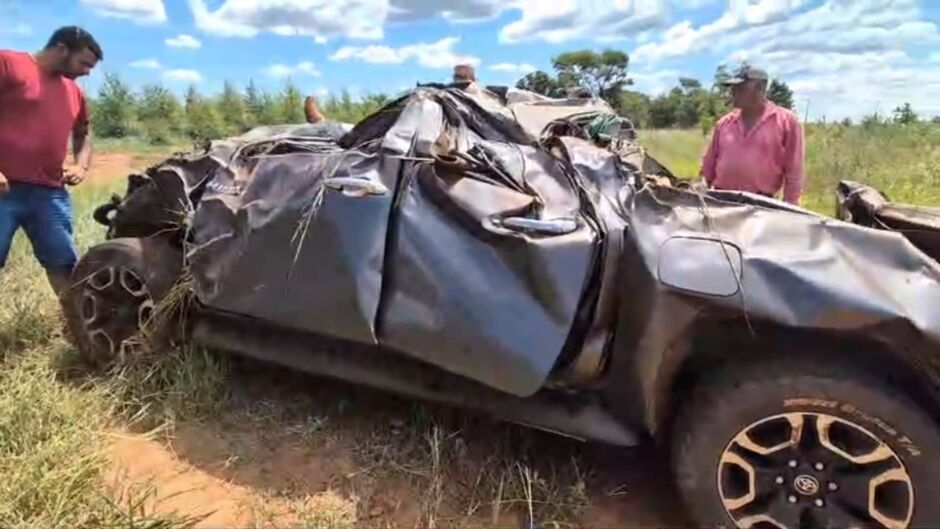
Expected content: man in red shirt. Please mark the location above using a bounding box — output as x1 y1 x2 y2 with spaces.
0 26 101 296
699 64 805 205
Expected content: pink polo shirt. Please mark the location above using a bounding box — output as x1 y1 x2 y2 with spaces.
700 102 805 204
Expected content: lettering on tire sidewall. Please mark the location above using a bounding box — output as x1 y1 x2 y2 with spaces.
784 397 922 457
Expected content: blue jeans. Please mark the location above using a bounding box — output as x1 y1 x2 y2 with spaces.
0 182 78 273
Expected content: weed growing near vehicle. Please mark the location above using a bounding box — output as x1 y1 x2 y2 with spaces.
0 174 224 527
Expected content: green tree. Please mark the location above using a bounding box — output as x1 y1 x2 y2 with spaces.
515 70 565 97
551 49 632 106
280 80 305 123
675 79 705 128
184 85 225 141
699 112 717 136
893 103 918 125
137 84 183 144
93 73 137 138
767 79 794 110
320 91 390 124
649 91 680 129
217 81 248 135
258 92 282 125
713 64 732 91
862 112 885 129
244 79 265 128
619 90 651 128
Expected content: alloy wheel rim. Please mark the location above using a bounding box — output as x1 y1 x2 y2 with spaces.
79 265 154 362
718 412 914 529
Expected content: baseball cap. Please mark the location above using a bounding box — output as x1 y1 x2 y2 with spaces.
721 64 769 86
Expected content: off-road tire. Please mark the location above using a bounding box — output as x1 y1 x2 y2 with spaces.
672 359 940 529
63 237 184 367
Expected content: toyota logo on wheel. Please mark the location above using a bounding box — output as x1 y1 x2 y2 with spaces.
794 475 820 496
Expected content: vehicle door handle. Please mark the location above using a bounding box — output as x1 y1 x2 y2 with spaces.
499 216 579 235
324 177 389 197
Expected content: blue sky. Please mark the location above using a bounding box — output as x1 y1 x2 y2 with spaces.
2 0 939 120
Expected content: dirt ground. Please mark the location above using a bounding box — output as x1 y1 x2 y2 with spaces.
108 358 690 529
87 152 140 184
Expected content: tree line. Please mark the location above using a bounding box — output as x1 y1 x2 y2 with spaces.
89 73 390 143
90 51 931 143
515 50 795 133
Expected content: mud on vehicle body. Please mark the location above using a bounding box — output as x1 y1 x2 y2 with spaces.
67 84 940 529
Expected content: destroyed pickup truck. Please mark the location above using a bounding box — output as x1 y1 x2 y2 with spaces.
66 85 940 529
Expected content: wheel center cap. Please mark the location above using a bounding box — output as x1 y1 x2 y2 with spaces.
794 475 820 496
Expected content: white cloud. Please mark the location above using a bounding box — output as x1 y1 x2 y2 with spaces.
165 34 202 49
387 0 505 23
265 61 322 78
330 36 480 69
671 0 718 8
629 0 940 119
188 0 386 40
79 0 166 24
634 0 809 63
0 23 32 36
489 62 537 74
631 69 680 95
183 1 669 44
930 52 940 63
130 58 162 69
499 0 668 44
163 69 203 83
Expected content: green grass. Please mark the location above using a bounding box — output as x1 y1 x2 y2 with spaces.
638 122 940 214
95 137 190 157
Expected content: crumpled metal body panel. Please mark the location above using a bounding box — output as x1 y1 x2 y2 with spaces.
837 180 940 261
611 184 940 427
188 150 398 344
173 87 630 396
377 149 599 395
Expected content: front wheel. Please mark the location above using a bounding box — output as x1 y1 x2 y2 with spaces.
672 359 940 529
63 237 184 366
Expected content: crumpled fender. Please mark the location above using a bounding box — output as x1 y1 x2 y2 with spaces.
608 184 940 431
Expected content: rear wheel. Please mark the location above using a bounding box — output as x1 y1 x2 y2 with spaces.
672 359 940 529
63 237 184 366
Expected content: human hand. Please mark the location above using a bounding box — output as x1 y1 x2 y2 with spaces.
0 171 8 195
62 163 87 186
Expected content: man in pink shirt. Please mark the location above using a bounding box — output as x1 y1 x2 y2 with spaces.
0 26 101 296
700 64 805 205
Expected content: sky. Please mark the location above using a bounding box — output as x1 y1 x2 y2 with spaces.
1 0 939 121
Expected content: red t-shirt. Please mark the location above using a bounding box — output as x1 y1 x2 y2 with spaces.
0 50 88 187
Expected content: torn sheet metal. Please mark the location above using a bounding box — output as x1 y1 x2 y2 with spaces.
376 143 601 396
610 184 940 426
188 150 398 344
163 87 634 396
836 180 940 261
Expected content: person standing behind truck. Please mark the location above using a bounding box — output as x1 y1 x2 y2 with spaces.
0 26 101 297
699 64 805 205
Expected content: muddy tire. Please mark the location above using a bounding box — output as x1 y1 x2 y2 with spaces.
672 359 940 529
63 237 185 367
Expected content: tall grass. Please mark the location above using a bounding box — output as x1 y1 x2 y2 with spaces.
0 174 226 527
638 122 940 214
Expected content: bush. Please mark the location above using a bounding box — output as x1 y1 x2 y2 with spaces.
93 73 137 138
